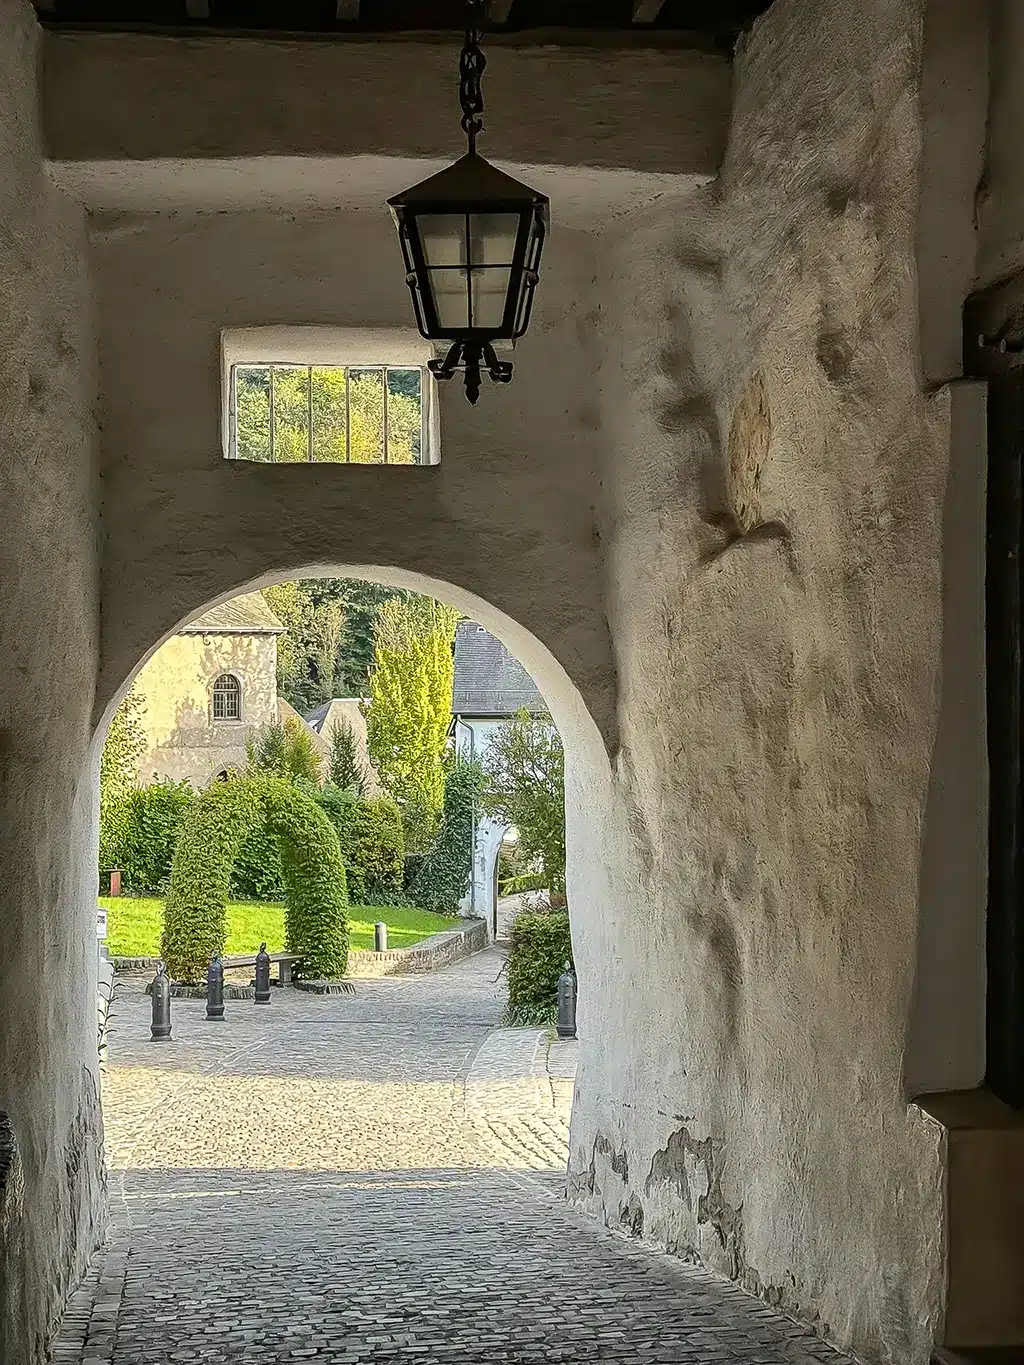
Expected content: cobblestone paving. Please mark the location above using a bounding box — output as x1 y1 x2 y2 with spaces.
56 949 852 1365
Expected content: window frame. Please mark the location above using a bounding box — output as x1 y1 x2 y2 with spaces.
211 672 243 723
221 327 440 466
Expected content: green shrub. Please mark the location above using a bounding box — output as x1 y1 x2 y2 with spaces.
316 785 405 905
410 759 483 916
120 781 195 893
162 776 348 981
231 821 286 901
504 910 573 1025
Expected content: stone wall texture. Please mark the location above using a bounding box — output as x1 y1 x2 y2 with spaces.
133 630 279 785
568 2 950 1362
0 2 104 1360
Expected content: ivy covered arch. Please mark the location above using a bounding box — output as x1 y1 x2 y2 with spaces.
161 776 349 982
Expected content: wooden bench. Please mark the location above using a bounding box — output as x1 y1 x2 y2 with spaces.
220 952 298 986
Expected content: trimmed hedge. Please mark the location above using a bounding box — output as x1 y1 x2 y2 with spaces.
120 781 195 893
504 910 573 1026
162 776 348 982
317 786 404 905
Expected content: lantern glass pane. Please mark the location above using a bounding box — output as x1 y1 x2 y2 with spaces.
468 212 521 265
471 268 512 329
420 214 467 268
428 268 470 330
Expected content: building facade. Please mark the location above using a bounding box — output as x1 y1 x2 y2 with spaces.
132 593 284 786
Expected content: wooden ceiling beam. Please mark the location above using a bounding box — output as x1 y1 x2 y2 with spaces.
185 0 209 15
336 0 360 18
632 0 667 21
488 0 515 22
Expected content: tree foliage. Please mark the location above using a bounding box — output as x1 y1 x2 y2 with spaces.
480 710 566 900
261 578 420 711
99 682 147 875
410 759 483 916
504 911 573 1026
364 597 460 853
317 786 405 905
236 367 421 466
245 717 323 785
162 776 348 981
328 719 367 795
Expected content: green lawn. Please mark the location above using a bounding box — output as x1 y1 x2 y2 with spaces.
99 896 460 959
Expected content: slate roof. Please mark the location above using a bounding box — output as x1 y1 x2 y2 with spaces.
182 592 285 634
452 622 545 718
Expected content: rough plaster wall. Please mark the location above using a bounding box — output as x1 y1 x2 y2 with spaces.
570 2 950 1361
0 2 103 1360
90 209 615 747
133 632 278 785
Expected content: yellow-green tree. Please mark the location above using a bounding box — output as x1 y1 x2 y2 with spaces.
363 598 460 852
236 367 421 464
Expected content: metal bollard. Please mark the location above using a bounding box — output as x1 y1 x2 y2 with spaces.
206 954 225 1021
150 963 172 1041
556 961 577 1039
374 921 388 953
254 942 271 1004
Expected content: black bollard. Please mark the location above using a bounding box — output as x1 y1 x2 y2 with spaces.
150 963 172 1042
206 954 225 1021
374 921 388 954
254 942 271 1004
556 961 577 1039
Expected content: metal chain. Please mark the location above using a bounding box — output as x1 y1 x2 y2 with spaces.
459 0 487 153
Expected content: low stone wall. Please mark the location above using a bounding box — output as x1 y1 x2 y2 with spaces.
347 919 488 978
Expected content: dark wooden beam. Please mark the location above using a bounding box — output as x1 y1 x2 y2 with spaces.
336 0 360 18
488 0 515 22
185 0 209 15
632 0 667 21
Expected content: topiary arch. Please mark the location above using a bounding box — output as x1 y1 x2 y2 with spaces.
161 776 349 982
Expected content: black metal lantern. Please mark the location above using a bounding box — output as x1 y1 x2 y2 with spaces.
387 0 549 404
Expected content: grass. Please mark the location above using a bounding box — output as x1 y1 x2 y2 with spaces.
99 896 460 960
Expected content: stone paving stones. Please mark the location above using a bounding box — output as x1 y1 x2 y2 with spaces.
54 948 854 1365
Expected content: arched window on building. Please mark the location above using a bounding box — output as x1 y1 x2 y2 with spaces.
212 673 241 721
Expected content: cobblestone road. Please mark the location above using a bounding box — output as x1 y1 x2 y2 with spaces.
56 949 851 1365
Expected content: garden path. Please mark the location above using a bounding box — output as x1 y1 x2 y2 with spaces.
56 949 853 1365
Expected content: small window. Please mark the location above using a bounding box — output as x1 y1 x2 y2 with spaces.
212 674 241 721
230 364 428 465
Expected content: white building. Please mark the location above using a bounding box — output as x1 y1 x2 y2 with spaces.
450 621 546 937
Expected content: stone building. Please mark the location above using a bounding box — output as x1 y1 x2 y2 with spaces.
451 621 546 934
2 0 1023 1361
131 592 285 786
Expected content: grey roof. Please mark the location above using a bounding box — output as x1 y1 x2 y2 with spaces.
182 592 285 634
452 622 544 718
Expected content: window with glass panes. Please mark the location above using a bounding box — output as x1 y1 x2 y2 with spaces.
230 364 426 464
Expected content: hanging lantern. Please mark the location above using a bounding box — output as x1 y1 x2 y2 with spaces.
387 0 549 404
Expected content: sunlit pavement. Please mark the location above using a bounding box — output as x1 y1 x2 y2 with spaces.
55 949 849 1364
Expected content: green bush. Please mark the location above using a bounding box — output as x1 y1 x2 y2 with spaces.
315 785 405 905
504 910 573 1025
119 781 195 893
231 821 286 901
410 759 483 916
162 776 348 982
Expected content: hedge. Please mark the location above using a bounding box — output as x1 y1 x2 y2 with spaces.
231 784 403 907
317 785 404 905
504 910 573 1026
119 781 195 893
161 776 348 981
